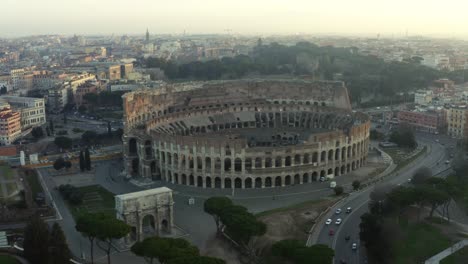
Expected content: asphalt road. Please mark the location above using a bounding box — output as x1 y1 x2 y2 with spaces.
315 133 456 264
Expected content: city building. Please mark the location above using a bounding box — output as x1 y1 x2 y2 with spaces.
120 63 134 79
1 96 46 129
47 86 70 113
397 110 445 134
414 90 433 106
447 105 468 139
0 107 21 145
75 82 100 106
108 65 122 80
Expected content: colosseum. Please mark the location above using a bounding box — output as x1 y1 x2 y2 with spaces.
122 79 370 189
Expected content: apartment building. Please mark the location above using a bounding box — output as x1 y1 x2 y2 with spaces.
0 107 21 145
447 105 468 139
1 96 46 128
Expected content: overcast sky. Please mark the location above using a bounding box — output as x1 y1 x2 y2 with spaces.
1 0 467 37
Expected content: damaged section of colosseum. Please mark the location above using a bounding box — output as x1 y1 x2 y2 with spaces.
122 79 370 189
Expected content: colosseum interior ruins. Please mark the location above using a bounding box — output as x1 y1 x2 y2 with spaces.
122 79 370 189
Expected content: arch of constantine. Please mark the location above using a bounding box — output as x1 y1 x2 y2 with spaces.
115 187 174 243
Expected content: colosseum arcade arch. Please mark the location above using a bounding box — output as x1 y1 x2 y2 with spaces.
115 187 174 244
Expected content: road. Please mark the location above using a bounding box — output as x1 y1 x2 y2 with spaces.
314 133 457 264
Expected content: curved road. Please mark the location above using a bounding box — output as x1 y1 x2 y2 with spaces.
314 134 455 264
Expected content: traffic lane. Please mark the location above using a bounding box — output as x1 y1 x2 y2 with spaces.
332 143 445 263
317 192 370 246
334 200 368 264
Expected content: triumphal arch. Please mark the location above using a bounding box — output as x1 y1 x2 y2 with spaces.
115 187 174 243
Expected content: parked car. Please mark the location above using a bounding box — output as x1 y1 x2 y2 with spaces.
325 219 332 225
352 243 357 250
335 218 342 225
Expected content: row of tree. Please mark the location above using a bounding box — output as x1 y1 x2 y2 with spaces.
23 215 71 264
131 237 225 264
203 197 336 263
144 41 454 103
83 91 125 109
79 148 92 171
360 167 458 263
76 212 224 264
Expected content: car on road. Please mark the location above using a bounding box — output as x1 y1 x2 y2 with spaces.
346 207 352 213
335 218 342 225
325 219 332 225
352 243 357 250
445 160 450 164
320 176 325 182
335 208 342 214
329 229 335 236
345 235 350 241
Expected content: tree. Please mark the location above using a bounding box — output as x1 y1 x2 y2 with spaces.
107 122 112 138
271 240 334 264
53 157 66 170
82 130 99 145
49 119 54 133
271 239 304 259
79 150 85 172
49 223 71 264
96 215 131 264
352 180 361 190
167 256 226 264
78 105 87 114
85 148 91 170
389 126 416 148
76 213 100 264
203 197 233 232
54 136 72 149
220 206 266 246
334 186 344 195
23 215 49 264
31 127 44 139
412 167 432 185
64 160 72 169
131 237 199 264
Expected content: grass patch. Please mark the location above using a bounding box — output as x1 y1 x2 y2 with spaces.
0 255 20 264
393 222 452 264
67 185 116 220
386 146 427 172
441 245 468 264
255 199 324 218
24 170 43 199
98 111 123 119
72 128 84 133
5 183 18 197
0 166 14 180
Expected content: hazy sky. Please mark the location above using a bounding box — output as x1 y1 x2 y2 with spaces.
2 0 468 37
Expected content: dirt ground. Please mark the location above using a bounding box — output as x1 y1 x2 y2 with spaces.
258 198 338 244
202 198 338 264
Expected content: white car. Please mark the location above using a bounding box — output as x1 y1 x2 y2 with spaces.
325 219 332 225
335 208 342 214
335 218 342 225
352 243 357 250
